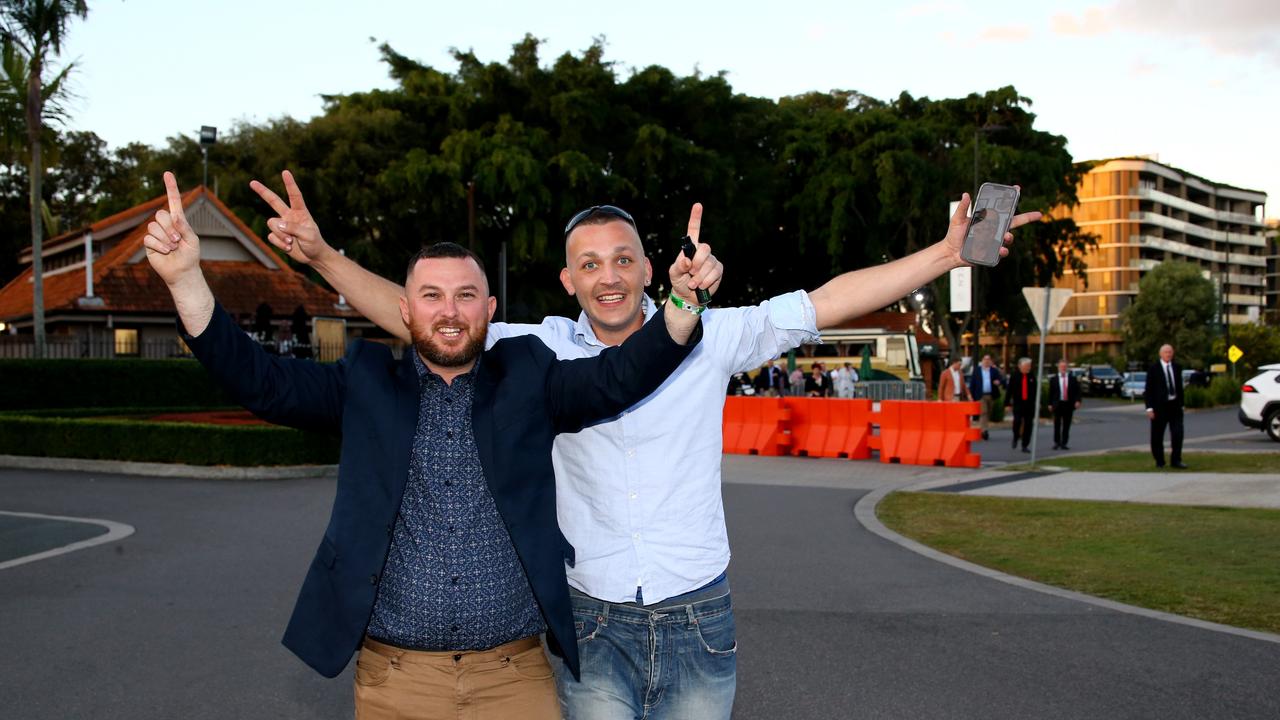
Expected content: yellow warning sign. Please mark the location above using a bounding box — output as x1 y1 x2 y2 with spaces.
1228 345 1244 364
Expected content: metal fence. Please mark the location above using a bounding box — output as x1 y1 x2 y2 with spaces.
851 381 929 401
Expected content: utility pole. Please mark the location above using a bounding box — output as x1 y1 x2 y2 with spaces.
199 126 217 190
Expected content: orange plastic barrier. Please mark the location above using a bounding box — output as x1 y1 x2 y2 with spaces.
786 398 873 459
721 397 792 456
872 400 981 467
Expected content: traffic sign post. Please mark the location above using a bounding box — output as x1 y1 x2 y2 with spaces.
1022 287 1074 468
1228 344 1243 377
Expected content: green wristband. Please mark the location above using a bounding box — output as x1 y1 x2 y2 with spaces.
668 293 707 315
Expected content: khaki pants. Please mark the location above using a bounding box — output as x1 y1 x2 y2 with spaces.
354 636 560 720
979 395 993 431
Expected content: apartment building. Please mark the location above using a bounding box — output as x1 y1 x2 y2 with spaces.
1049 157 1268 357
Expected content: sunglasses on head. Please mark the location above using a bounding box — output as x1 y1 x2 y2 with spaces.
563 205 636 237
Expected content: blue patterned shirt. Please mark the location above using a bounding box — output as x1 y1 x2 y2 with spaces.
366 353 545 650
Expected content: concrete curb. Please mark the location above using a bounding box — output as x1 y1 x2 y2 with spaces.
0 454 337 481
853 476 1280 646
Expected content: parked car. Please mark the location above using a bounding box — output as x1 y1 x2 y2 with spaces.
1081 364 1123 397
1239 364 1280 441
1121 371 1146 400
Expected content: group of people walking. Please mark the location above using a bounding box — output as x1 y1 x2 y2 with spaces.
729 359 861 398
937 349 1186 466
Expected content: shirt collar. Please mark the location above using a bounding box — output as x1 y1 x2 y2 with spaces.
574 294 658 347
412 349 481 386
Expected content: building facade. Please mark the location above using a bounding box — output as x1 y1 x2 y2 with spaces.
1047 157 1268 357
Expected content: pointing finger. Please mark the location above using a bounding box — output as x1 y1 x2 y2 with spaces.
685 203 703 244
250 179 291 216
163 172 186 223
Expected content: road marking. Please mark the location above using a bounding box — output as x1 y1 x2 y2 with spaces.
0 511 135 571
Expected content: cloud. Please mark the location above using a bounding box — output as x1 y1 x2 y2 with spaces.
1129 59 1159 76
1050 7 1111 37
978 24 1033 43
1053 1 1280 65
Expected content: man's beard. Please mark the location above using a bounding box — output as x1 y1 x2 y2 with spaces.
411 318 487 368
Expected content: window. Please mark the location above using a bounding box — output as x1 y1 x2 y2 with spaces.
114 328 138 356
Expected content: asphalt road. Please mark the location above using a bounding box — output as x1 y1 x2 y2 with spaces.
975 404 1256 464
3 451 1278 719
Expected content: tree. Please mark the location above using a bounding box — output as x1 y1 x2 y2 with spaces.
0 0 87 357
1212 323 1280 378
1121 261 1217 368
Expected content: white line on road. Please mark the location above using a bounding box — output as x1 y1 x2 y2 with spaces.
0 510 136 571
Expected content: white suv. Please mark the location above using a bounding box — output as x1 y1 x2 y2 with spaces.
1239 364 1280 441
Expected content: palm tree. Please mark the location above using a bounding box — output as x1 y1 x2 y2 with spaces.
0 0 87 358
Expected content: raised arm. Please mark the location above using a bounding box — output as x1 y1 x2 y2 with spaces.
145 172 345 432
808 191 1042 329
250 171 410 342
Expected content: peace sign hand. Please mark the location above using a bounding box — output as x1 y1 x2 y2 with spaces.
249 170 335 266
142 172 202 287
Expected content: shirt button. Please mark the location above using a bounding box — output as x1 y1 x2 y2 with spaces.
626 449 636 458
450 624 458 633
451 576 459 585
369 574 378 585
632 532 640 540
446 430 453 439
448 525 455 533
444 480 452 487
629 492 637 500
445 398 453 404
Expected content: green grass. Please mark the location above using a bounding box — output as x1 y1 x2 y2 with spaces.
878 492 1280 634
1003 451 1280 474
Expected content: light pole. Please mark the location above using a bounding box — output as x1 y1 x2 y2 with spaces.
199 126 217 190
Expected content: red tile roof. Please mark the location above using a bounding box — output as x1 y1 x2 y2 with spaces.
0 187 361 321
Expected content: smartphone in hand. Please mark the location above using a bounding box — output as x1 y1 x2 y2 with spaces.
961 183 1020 267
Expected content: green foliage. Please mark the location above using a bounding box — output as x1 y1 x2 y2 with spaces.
0 358 232 410
1212 324 1280 379
0 414 338 466
0 35 1093 335
1121 262 1217 368
1184 385 1210 409
1208 374 1241 406
1072 350 1120 368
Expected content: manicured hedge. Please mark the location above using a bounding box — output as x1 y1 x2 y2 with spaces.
0 414 339 466
0 359 232 410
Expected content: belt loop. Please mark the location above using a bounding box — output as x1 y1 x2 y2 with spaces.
685 604 698 628
599 601 610 626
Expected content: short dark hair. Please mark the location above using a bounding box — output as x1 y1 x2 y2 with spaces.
405 242 486 285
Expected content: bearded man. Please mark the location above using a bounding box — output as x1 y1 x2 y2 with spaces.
142 172 711 720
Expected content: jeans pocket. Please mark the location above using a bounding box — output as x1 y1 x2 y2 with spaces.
573 611 603 644
694 611 737 656
354 649 392 687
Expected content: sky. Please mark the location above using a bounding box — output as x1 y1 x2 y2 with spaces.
60 0 1279 218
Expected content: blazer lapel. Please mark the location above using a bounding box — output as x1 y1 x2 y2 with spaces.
471 354 506 515
389 351 419 503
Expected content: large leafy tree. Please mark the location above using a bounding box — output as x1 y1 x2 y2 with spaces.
0 0 87 357
1122 261 1218 367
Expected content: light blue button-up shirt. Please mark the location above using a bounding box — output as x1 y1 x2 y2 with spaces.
487 291 820 604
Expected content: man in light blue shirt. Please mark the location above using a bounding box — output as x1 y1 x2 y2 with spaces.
968 354 1005 440
251 171 1040 719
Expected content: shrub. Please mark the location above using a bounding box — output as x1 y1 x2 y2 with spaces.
1184 386 1210 409
0 359 232 410
1208 374 1242 407
0 414 338 466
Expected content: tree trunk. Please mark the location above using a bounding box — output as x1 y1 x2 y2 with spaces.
27 54 44 359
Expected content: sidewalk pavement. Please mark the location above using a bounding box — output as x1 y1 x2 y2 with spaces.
927 469 1280 510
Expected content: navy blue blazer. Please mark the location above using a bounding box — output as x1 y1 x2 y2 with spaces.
183 302 700 680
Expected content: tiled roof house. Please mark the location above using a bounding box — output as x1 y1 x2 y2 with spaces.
0 186 366 358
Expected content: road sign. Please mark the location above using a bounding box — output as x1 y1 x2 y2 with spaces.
1228 345 1244 364
1021 287 1074 332
950 267 972 313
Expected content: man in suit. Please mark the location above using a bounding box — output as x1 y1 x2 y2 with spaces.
1144 343 1187 469
1005 357 1036 452
141 173 707 719
754 359 788 396
968 354 1005 440
938 357 972 402
1048 357 1083 450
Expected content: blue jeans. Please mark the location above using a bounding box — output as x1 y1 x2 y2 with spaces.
553 576 737 720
